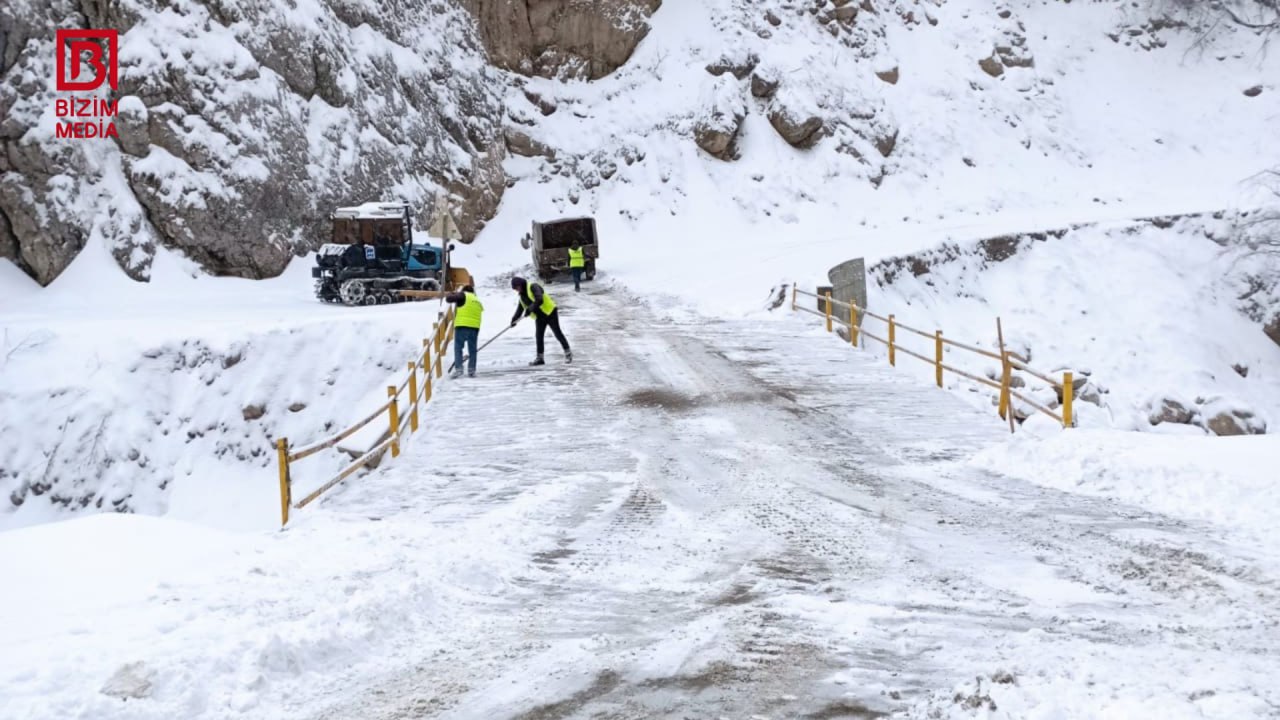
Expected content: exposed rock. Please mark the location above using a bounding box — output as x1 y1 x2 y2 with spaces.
751 69 780 98
2 0 507 286
694 75 747 160
1009 375 1026 389
1149 398 1194 426
504 127 558 160
113 97 150 158
1232 364 1249 378
1243 85 1263 97
288 402 307 413
1265 313 1280 349
706 51 758 80
876 66 900 85
1206 409 1266 436
979 54 1005 78
765 10 782 26
463 0 662 80
242 404 266 422
100 662 154 700
522 89 558 116
1077 381 1104 406
770 110 824 148
874 127 899 158
768 88 825 149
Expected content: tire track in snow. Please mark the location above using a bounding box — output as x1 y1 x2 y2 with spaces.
308 282 1280 719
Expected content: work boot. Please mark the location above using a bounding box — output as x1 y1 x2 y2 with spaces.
467 369 476 378
449 368 463 379
529 355 545 366
565 349 573 363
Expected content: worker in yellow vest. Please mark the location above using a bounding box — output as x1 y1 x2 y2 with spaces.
510 276 572 365
445 284 483 378
568 242 586 292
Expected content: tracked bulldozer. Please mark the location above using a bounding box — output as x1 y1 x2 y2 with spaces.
312 201 471 305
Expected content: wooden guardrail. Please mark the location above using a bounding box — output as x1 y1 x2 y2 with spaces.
792 287 1074 430
272 306 457 526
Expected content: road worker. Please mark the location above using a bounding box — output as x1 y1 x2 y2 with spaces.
445 284 483 378
568 242 586 292
510 276 572 365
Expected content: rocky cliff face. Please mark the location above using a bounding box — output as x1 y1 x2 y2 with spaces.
463 0 661 80
0 0 509 285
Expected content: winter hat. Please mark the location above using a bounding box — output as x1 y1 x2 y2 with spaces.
510 276 526 289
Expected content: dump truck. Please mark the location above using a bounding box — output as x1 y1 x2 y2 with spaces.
520 216 599 282
312 202 471 305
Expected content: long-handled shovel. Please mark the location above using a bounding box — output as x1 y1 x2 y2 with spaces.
447 320 518 374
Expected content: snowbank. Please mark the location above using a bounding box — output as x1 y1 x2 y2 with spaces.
972 429 1280 547
866 215 1280 433
0 247 451 530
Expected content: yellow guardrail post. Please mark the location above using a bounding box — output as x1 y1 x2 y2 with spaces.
433 322 444 379
407 362 419 432
888 314 896 366
422 339 433 403
935 331 943 387
849 304 858 347
824 291 833 332
387 386 401 458
998 351 1012 421
791 284 797 311
275 438 291 527
1062 371 1074 429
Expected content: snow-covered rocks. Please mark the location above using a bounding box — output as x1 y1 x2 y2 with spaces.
694 75 748 160
2 0 507 285
99 662 155 701
767 85 825 149
1149 398 1195 427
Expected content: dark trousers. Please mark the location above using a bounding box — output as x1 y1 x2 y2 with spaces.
535 310 570 356
454 327 479 373
571 268 583 291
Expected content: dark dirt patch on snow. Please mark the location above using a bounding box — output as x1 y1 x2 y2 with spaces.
512 670 622 720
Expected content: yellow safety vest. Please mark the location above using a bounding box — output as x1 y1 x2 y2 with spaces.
525 284 556 315
456 291 483 329
568 247 585 269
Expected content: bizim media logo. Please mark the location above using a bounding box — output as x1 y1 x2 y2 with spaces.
54 28 119 139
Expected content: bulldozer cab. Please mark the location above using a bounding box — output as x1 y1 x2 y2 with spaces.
331 202 413 248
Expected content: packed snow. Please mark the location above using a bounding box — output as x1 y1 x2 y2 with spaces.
3 0 1279 718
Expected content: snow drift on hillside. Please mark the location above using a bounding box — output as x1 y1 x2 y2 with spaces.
0 245 452 530
863 213 1280 433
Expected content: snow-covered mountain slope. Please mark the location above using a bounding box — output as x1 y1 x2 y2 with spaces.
487 0 1277 307
480 0 1280 430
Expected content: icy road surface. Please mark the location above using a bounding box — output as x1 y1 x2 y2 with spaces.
3 281 1275 720
307 283 1279 719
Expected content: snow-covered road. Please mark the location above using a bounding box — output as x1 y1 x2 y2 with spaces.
3 279 1276 719
304 282 1278 719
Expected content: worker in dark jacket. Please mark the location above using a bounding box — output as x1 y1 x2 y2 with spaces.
510 276 571 365
445 284 483 377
